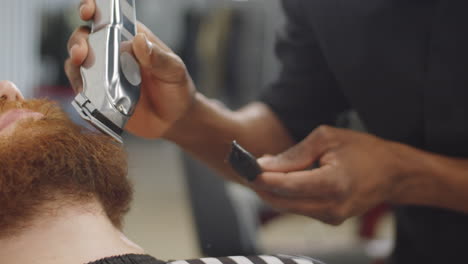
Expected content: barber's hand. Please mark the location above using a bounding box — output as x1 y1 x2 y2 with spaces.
254 126 403 225
65 0 196 138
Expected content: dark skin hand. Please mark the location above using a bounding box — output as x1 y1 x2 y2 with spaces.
253 125 468 225
252 126 401 225
65 0 295 183
66 0 196 139
66 0 468 226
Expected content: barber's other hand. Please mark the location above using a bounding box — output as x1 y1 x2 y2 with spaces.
65 0 196 139
255 126 403 225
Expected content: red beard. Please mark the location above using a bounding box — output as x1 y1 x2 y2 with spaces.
0 99 132 237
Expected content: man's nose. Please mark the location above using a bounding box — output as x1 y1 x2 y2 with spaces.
0 81 24 101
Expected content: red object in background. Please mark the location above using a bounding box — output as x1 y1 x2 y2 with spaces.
35 85 74 98
359 204 391 264
359 204 390 239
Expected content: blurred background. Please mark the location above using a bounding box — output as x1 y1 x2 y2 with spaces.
0 0 394 263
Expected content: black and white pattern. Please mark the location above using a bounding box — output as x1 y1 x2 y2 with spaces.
169 255 324 264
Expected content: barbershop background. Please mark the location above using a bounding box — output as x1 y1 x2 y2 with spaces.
0 1 393 263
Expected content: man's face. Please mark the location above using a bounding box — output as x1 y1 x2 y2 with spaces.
0 81 132 237
0 81 40 136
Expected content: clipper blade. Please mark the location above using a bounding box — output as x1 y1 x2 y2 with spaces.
228 141 263 182
72 100 124 144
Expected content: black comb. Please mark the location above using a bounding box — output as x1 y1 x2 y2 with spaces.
228 141 263 182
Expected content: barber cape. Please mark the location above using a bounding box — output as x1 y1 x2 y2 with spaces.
88 254 325 264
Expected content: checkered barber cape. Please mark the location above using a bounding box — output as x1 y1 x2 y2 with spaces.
169 255 324 264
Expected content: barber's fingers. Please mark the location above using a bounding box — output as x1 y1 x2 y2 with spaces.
0 81 24 101
254 163 352 225
255 164 345 199
258 142 319 173
65 58 83 93
258 125 342 172
67 26 90 66
137 23 173 53
79 0 96 21
256 190 328 216
65 26 90 93
134 23 187 82
133 33 187 83
255 189 347 225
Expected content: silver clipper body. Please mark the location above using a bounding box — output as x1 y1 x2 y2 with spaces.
72 0 141 143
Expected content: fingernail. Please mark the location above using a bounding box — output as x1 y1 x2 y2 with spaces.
79 5 86 17
258 156 274 167
143 35 153 55
69 44 79 57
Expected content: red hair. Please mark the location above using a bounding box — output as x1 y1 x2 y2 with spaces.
0 99 132 237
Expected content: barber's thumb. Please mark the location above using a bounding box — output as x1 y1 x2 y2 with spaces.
257 156 280 170
133 33 156 68
258 144 316 173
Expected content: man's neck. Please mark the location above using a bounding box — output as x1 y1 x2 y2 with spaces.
0 203 144 264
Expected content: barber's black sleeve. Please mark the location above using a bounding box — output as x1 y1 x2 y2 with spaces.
259 0 350 142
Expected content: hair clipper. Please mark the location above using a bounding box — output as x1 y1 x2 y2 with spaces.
72 0 141 144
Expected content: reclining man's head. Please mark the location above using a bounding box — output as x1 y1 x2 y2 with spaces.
0 81 141 262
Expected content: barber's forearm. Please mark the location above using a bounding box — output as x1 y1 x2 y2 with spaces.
390 142 468 213
164 92 295 182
